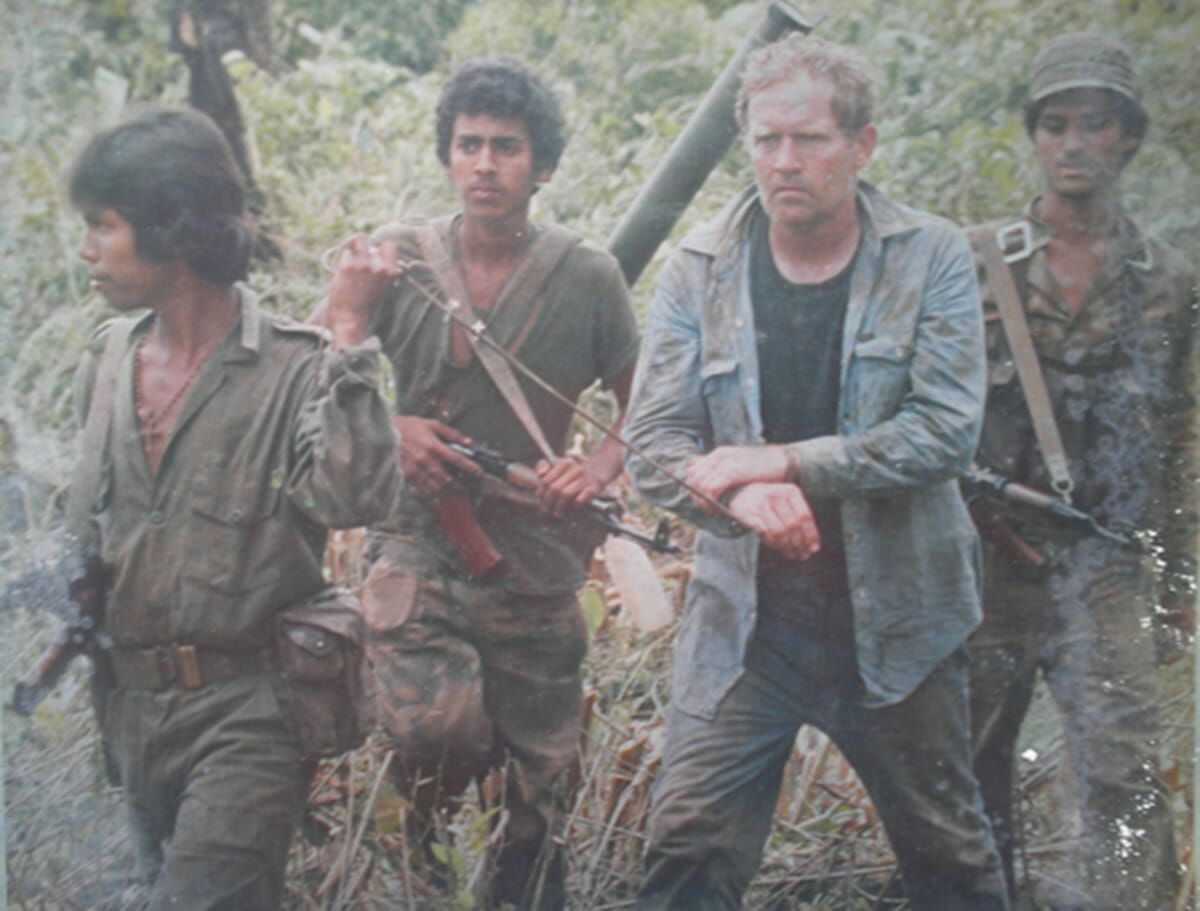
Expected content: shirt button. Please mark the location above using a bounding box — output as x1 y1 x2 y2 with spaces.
149 510 164 526
229 507 245 525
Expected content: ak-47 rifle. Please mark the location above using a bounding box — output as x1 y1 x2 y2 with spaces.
961 464 1141 552
437 441 681 580
10 551 108 716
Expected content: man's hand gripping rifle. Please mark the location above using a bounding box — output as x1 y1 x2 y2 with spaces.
10 550 108 716
437 441 680 581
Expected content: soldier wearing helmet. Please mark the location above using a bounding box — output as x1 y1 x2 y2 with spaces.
966 33 1196 911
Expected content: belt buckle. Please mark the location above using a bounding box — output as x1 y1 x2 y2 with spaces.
176 645 203 689
153 647 176 688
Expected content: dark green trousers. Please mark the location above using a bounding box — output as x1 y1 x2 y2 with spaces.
104 673 310 911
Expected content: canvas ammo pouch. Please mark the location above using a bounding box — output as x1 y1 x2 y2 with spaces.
276 586 368 759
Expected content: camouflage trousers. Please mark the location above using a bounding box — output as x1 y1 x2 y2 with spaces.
970 536 1178 911
363 555 590 910
103 673 310 911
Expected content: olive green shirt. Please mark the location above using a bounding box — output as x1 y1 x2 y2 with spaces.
75 287 400 650
369 215 639 594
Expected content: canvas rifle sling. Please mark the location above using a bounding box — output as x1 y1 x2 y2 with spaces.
414 220 580 463
970 225 1075 503
66 318 136 537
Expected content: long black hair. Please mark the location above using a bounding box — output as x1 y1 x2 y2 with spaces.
69 105 253 284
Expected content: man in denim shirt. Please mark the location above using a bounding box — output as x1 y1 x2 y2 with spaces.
624 35 1007 910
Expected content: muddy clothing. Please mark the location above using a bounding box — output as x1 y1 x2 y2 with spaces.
625 183 988 715
748 212 850 554
625 184 1007 910
643 639 1003 911
76 288 399 910
364 214 637 909
968 202 1196 909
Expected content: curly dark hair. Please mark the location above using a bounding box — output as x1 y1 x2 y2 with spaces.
68 105 253 285
435 57 566 175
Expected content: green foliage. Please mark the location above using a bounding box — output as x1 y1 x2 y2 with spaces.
0 0 182 479
2 3 1197 905
580 583 609 635
2 0 1197 495
277 0 477 72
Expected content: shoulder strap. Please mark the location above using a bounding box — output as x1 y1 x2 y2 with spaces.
414 222 578 462
66 319 136 535
969 224 1074 502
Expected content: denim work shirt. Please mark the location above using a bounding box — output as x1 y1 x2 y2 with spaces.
624 183 986 716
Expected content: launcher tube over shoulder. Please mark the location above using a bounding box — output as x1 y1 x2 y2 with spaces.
605 1 817 286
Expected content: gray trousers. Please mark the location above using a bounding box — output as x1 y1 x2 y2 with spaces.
638 601 1008 911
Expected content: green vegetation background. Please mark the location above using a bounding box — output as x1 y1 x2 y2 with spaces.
2 0 1196 484
1 1 1196 908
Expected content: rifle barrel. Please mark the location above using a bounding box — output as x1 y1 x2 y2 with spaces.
12 630 86 716
963 465 1138 550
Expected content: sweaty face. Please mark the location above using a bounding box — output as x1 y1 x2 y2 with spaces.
746 75 874 235
78 208 172 312
446 114 550 225
1033 89 1138 200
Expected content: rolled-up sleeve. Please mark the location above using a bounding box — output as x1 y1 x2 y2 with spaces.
624 253 743 536
288 337 401 529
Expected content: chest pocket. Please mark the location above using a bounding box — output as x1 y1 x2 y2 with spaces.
847 335 914 420
184 467 283 595
700 357 745 446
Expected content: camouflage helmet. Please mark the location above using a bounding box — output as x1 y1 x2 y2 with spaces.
1025 33 1148 141
1030 33 1143 108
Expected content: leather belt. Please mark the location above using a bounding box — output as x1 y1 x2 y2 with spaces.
110 644 272 690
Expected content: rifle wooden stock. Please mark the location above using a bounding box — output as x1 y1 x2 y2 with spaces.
11 554 106 716
434 487 506 580
12 626 91 716
445 441 683 556
971 505 1048 571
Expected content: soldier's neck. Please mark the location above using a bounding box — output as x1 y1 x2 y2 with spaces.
149 278 239 367
1037 187 1119 245
1035 191 1118 317
457 211 534 270
455 212 535 313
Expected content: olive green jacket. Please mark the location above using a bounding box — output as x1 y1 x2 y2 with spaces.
75 287 400 650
